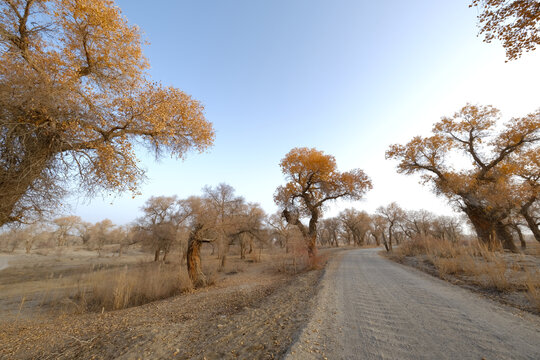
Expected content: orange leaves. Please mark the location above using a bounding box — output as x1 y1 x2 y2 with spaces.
386 135 448 178
0 0 214 225
54 0 147 84
279 147 337 183
275 147 372 212
387 104 540 220
123 84 214 158
494 110 540 153
471 0 540 60
433 104 499 136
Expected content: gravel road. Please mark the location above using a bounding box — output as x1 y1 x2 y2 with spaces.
287 248 540 360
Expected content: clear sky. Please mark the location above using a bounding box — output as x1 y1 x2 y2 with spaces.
72 0 540 224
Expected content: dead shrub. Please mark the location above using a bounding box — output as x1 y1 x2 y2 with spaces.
525 270 540 312
272 251 308 274
308 253 327 270
478 258 512 292
202 262 218 286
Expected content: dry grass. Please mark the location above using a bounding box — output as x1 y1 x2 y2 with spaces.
272 251 309 274
74 262 192 312
525 269 540 312
391 236 537 293
387 236 540 314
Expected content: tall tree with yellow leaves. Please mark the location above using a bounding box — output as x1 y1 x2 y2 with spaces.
0 0 214 226
387 104 539 251
274 147 372 258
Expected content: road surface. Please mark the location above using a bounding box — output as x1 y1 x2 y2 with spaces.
287 248 540 360
0 256 8 271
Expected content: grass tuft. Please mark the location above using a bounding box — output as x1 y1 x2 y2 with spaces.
74 262 192 311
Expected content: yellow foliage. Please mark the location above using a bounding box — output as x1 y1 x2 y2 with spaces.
0 0 214 224
386 104 539 249
471 0 540 60
275 147 372 214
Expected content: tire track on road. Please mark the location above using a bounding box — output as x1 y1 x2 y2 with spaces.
288 248 540 360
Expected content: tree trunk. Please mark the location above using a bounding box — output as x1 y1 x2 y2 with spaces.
521 202 540 243
512 224 526 249
283 209 319 258
494 221 517 252
0 136 56 227
381 233 390 252
240 239 246 259
372 233 380 246
463 206 498 250
388 225 394 252
307 232 317 258
154 249 160 262
187 224 206 288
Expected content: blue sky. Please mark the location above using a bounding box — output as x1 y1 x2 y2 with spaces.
73 0 540 224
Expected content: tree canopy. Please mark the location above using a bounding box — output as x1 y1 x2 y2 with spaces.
275 147 372 257
387 104 539 251
471 0 540 60
0 0 215 226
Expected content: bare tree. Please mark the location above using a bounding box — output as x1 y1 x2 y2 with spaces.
268 212 290 251
183 196 217 287
52 216 81 247
318 217 341 247
89 219 114 257
203 183 244 259
377 203 405 252
339 209 371 246
137 196 191 261
370 215 387 249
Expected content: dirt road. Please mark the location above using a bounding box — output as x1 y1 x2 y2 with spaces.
0 256 8 271
288 248 540 360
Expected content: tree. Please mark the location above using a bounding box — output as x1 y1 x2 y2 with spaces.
0 0 214 227
267 211 296 252
202 183 244 258
376 203 405 252
88 219 114 256
183 196 217 287
52 215 80 247
339 209 371 246
514 148 540 242
431 216 462 243
387 104 539 251
471 0 540 60
318 217 341 247
274 147 372 258
370 215 388 249
230 202 266 259
137 196 191 261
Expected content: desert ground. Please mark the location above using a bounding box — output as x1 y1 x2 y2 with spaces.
0 245 338 359
1 243 539 359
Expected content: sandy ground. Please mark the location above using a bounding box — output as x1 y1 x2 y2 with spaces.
288 248 540 360
0 247 337 359
0 248 149 321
